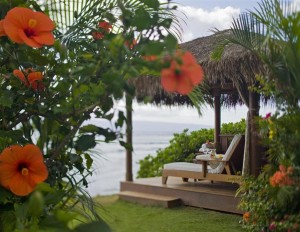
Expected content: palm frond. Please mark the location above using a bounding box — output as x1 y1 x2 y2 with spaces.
212 0 300 106
43 0 181 47
188 85 209 116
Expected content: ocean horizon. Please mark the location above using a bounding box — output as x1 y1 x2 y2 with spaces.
86 120 212 196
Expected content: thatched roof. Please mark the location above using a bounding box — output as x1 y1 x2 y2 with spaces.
180 29 265 86
131 29 266 107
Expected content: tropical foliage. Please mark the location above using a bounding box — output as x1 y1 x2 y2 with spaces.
213 0 300 231
137 119 246 178
0 0 205 231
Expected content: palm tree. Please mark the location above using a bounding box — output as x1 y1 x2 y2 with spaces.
212 0 300 175
213 0 300 109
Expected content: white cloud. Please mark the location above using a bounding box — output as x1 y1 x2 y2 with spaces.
292 0 300 9
175 5 241 42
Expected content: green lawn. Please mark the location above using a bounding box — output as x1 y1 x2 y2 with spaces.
95 195 244 232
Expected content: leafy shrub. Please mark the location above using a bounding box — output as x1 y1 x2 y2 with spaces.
239 112 300 232
221 119 246 134
239 167 300 232
137 119 246 178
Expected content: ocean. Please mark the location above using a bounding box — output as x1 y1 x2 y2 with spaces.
86 120 211 196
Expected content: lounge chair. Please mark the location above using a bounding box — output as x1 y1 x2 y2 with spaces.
162 134 243 184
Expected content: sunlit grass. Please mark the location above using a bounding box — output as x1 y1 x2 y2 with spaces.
95 195 244 232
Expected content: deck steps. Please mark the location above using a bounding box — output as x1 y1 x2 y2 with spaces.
120 178 242 214
119 190 182 208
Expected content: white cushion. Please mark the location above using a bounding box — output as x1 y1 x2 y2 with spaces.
163 162 220 174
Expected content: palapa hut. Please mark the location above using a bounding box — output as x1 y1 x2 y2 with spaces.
127 29 267 180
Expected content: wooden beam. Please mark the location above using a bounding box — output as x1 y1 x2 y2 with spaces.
214 89 221 152
210 83 237 95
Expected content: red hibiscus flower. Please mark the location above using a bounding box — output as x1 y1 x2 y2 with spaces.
1 7 55 48
161 50 204 95
92 31 105 40
262 112 271 120
0 144 48 196
13 68 44 91
98 21 112 33
92 21 112 40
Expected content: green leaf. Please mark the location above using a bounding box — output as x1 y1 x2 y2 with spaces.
43 190 66 206
160 18 172 29
131 8 152 30
35 183 55 193
164 34 178 50
84 153 93 169
55 210 79 224
28 191 44 217
76 135 96 151
142 41 165 55
74 221 111 232
0 186 13 204
14 202 28 222
0 210 16 232
39 215 71 232
119 140 133 151
0 91 13 107
140 0 160 10
79 125 100 134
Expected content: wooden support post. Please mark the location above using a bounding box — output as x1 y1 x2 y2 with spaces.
214 89 221 152
125 93 133 181
249 90 260 177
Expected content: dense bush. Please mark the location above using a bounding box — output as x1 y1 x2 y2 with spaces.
240 112 300 232
137 119 246 178
219 1 300 231
221 119 246 135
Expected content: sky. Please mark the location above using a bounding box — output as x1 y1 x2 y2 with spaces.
173 0 260 42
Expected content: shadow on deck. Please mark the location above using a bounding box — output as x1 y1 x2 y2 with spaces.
119 177 242 214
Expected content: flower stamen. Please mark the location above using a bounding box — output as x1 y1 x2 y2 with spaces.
28 19 37 28
21 168 29 176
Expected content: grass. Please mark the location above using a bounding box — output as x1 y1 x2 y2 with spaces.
95 195 244 232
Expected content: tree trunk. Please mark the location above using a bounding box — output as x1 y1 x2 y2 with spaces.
214 89 221 152
249 90 261 177
242 111 250 175
125 93 133 181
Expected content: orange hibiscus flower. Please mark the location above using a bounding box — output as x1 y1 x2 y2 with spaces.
0 20 6 36
1 7 55 48
269 164 294 187
243 212 250 222
13 69 44 91
0 144 48 196
161 50 204 95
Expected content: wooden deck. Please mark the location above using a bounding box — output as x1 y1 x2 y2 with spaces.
120 177 242 214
